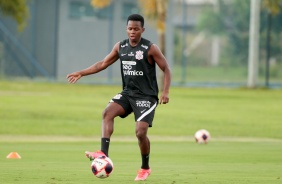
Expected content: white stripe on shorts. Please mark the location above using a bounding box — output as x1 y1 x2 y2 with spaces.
137 102 157 122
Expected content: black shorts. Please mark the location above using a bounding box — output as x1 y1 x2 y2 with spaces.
110 93 158 127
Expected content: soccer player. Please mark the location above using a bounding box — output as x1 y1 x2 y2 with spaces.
67 14 171 181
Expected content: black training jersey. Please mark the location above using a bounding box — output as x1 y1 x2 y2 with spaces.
118 38 159 99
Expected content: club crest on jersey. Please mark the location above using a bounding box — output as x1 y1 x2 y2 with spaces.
135 50 144 60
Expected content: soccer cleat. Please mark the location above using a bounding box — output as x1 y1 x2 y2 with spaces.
85 150 106 161
134 168 151 181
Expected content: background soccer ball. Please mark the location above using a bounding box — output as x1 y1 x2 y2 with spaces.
91 156 114 178
194 129 211 144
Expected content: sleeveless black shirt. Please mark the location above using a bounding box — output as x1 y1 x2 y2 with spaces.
119 38 159 99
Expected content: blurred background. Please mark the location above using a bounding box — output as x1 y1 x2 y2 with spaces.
0 0 281 88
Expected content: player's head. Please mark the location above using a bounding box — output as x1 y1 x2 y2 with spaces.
127 14 144 27
126 14 145 42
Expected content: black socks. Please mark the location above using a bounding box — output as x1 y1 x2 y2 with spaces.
141 154 150 169
101 138 110 157
101 138 150 169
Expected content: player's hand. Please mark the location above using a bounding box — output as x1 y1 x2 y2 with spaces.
159 92 169 104
66 72 82 83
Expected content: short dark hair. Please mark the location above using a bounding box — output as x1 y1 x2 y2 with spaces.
127 14 144 27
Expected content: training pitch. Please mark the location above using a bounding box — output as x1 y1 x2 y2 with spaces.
0 80 281 183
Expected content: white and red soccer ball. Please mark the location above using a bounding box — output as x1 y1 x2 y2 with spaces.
194 129 211 144
91 156 114 178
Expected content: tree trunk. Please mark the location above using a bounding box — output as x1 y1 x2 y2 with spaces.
156 0 166 91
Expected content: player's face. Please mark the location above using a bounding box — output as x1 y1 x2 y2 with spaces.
126 21 144 42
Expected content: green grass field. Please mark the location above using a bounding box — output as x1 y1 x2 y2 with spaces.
0 80 282 183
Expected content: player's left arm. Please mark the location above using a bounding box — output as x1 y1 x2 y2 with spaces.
148 44 171 104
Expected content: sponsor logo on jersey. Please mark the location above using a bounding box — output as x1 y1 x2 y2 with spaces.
123 70 143 76
135 50 144 60
122 61 136 65
128 52 134 56
136 100 151 108
121 53 127 56
141 44 148 49
121 43 128 48
122 61 143 76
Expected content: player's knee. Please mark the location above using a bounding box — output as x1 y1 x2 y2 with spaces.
102 108 114 120
135 129 147 140
135 122 149 139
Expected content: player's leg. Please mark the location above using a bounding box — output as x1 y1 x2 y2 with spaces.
85 102 125 159
136 121 150 168
101 102 125 156
133 98 157 165
131 97 157 180
86 93 131 160
135 121 152 181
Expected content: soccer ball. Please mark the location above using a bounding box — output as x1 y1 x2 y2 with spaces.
194 129 210 144
91 156 114 178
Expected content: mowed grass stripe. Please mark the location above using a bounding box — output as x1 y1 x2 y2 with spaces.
1 80 282 139
1 135 282 143
1 141 281 184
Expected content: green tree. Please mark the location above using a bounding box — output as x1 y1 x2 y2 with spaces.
137 0 167 54
197 0 282 66
90 0 168 54
263 0 281 15
90 0 111 8
0 0 29 31
197 1 252 65
90 0 168 90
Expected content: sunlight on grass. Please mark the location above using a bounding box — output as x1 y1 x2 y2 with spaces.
0 80 282 139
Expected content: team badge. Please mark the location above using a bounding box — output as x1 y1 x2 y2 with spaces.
135 50 144 60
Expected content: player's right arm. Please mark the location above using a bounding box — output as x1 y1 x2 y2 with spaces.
67 42 120 83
